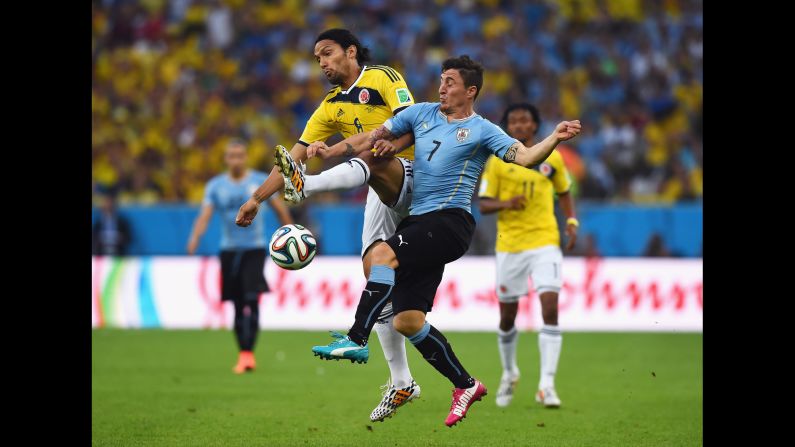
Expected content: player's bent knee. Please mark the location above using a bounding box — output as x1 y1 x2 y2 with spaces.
361 243 378 277
393 311 425 336
539 290 560 324
357 150 375 164
371 242 398 268
499 317 516 332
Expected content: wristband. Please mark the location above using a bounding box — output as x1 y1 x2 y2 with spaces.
566 217 579 227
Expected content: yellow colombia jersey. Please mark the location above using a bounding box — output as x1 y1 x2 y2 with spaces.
298 65 415 160
478 150 572 253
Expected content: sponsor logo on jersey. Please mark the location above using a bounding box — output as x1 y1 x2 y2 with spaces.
456 128 470 142
359 88 370 104
337 108 345 117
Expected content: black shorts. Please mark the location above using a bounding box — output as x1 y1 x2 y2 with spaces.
220 248 269 303
385 208 476 314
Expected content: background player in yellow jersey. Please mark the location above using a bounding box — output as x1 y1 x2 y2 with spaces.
235 29 420 422
478 103 579 409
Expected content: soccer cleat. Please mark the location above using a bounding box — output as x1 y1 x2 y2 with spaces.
233 351 256 374
495 373 519 408
535 387 562 408
370 378 421 422
311 331 369 364
273 145 306 204
445 380 487 427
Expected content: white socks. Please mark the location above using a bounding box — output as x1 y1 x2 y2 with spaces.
538 324 562 390
497 327 520 379
374 315 413 388
303 158 370 197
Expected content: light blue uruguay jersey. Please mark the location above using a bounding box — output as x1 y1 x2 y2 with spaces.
384 102 519 215
203 170 269 250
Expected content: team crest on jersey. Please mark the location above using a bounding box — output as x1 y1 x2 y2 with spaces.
456 128 470 142
539 163 553 176
359 88 370 104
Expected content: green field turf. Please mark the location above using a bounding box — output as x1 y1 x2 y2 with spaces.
92 329 702 446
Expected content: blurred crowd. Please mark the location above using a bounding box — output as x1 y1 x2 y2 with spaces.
92 0 702 205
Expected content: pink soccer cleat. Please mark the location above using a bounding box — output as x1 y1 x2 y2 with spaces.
445 380 487 427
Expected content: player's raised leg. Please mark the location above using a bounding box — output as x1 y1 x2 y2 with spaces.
312 242 397 361
274 144 407 206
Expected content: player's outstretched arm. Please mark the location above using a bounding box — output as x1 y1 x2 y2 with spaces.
505 120 581 168
478 195 527 214
187 204 214 254
236 142 308 227
306 125 412 159
307 131 372 159
372 132 414 157
558 191 579 251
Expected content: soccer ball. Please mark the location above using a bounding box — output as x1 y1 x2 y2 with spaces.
269 224 318 270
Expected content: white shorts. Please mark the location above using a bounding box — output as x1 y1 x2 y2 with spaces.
495 245 563 302
361 157 413 256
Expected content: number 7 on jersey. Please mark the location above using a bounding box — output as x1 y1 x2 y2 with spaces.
428 140 442 161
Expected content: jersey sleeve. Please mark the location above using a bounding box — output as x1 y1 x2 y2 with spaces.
202 178 218 208
549 150 573 193
378 67 415 114
478 156 501 199
383 103 424 137
298 101 337 146
481 120 519 160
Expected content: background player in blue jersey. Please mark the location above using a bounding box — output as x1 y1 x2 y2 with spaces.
188 140 293 374
309 55 581 426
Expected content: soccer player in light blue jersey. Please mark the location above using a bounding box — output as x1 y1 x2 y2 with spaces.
188 140 292 374
305 55 581 426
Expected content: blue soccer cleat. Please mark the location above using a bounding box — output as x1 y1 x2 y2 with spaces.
312 331 369 364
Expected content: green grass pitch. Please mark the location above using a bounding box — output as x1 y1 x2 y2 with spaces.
92 329 702 446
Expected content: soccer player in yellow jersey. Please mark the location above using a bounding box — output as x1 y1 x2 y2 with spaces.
235 29 420 422
478 103 579 409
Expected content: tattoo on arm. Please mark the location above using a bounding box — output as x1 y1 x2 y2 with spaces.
344 143 354 157
368 126 396 146
503 142 520 163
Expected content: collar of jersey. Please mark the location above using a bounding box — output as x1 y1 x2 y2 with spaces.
226 170 251 184
341 66 367 95
438 109 478 123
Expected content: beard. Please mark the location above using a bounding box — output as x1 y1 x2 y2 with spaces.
326 71 344 86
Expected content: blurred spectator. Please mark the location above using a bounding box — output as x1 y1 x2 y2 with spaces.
92 192 132 256
642 232 672 257
92 0 702 205
584 234 601 259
